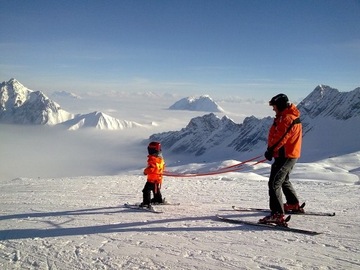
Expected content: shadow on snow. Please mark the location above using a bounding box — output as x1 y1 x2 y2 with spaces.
0 206 266 240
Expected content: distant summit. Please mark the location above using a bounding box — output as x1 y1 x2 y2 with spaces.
61 111 142 130
169 95 225 112
51 90 81 99
0 78 73 125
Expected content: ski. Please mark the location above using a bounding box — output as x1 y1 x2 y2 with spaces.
124 203 163 214
151 201 180 206
232 205 335 217
216 215 321 235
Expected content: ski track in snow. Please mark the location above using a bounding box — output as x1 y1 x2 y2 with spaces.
0 174 359 270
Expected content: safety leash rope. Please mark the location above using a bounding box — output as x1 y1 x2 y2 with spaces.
163 155 267 177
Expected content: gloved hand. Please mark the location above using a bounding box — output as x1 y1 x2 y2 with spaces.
264 149 273 161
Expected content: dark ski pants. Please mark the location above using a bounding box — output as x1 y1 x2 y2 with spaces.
268 157 299 215
142 182 162 205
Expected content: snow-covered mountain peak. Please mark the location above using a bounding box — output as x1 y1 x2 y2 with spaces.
188 94 210 102
298 85 360 120
0 78 73 125
311 84 339 100
6 78 26 90
1 78 30 105
169 95 225 112
186 113 236 131
61 111 142 130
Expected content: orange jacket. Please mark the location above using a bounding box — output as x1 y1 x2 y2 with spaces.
143 155 165 184
268 104 302 158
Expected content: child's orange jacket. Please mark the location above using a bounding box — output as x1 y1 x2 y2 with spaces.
143 155 165 184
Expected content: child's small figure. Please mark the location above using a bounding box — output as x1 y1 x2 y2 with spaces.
140 142 165 208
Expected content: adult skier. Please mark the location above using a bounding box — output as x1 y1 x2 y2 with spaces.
259 93 303 226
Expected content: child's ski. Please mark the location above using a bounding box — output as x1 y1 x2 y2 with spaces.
124 203 163 214
152 201 180 206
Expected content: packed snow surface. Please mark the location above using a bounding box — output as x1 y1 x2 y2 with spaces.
1 162 359 269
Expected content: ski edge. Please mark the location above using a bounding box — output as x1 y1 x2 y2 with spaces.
216 215 322 236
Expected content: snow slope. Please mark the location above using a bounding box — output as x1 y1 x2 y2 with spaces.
0 162 359 269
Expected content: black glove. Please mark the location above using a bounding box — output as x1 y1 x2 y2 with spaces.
264 149 273 161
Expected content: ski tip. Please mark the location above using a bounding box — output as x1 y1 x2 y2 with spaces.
285 215 291 222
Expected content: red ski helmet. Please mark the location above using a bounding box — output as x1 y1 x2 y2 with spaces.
148 141 161 154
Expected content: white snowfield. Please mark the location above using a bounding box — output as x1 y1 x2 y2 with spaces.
1 155 359 270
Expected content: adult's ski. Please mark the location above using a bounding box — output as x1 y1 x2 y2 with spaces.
232 205 335 217
124 203 163 214
216 215 321 235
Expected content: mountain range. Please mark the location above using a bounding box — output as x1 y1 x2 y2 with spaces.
0 79 225 130
1 78 359 161
150 85 360 162
0 79 140 130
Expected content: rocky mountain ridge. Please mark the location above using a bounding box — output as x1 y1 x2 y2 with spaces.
149 85 360 161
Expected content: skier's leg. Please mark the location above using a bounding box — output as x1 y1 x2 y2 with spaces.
268 161 282 214
152 183 163 203
282 159 299 204
142 182 153 205
269 158 294 214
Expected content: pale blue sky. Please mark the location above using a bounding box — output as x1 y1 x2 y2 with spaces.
1 0 359 100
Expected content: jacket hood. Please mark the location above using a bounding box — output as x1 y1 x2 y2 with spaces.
280 104 300 118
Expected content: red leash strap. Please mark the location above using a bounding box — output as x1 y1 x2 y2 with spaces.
163 155 266 177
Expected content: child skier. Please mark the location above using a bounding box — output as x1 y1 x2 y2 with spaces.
140 141 165 208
